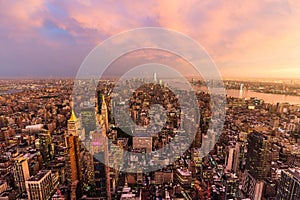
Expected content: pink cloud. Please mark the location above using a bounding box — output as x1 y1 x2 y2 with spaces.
0 0 300 78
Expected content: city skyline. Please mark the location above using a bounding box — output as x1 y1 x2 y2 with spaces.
1 0 300 79
0 79 299 199
1 1 300 199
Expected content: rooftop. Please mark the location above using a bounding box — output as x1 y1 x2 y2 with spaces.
27 170 51 182
287 168 300 182
177 168 192 177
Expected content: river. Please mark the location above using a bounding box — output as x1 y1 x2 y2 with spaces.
226 89 300 105
0 89 23 95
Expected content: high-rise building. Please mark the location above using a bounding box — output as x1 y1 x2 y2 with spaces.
70 180 80 200
25 170 54 200
242 131 270 200
109 139 124 195
81 106 96 140
241 171 264 200
12 155 30 193
88 94 112 199
97 90 104 115
277 168 300 200
191 148 203 169
91 128 111 199
193 127 202 148
224 173 239 199
153 72 157 83
154 170 173 185
233 141 246 174
67 110 81 137
225 146 235 172
81 148 95 186
176 168 192 188
65 111 82 184
65 135 82 183
35 129 54 164
246 131 270 180
100 95 109 131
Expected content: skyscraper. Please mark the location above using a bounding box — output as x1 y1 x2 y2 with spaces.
25 170 54 200
12 155 30 193
242 131 270 199
97 90 104 115
225 146 235 172
246 131 270 180
35 129 54 164
192 127 202 148
153 72 157 83
100 95 109 131
65 135 82 183
225 173 239 199
67 110 81 137
277 168 300 200
91 128 111 199
241 171 264 200
65 111 82 184
81 106 96 141
87 94 111 199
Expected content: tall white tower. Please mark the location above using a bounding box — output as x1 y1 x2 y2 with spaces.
239 83 244 99
153 72 157 83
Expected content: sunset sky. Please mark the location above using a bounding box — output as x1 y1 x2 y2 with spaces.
0 0 300 79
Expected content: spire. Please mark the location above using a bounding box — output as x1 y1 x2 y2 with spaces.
101 95 107 108
69 110 77 122
102 95 106 104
